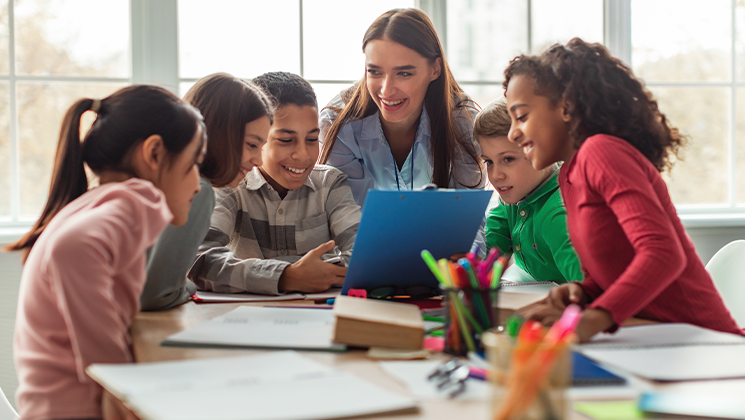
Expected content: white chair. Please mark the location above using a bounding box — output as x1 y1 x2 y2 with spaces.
0 385 18 420
705 240 745 328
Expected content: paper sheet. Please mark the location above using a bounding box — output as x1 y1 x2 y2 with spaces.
88 351 418 420
163 306 346 351
379 360 492 401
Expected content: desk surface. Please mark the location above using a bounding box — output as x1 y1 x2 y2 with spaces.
130 301 745 420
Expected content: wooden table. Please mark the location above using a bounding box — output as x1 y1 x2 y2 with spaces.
130 301 745 420
131 300 492 419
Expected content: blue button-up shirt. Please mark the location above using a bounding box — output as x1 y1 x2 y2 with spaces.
320 92 486 206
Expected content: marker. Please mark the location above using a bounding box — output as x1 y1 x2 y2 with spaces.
466 242 480 264
421 250 448 286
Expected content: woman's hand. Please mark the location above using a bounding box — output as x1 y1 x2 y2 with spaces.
102 389 140 420
279 240 346 293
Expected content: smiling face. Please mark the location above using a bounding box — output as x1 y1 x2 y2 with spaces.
259 104 320 198
505 75 574 170
364 38 441 130
228 116 271 188
157 124 206 226
479 135 550 204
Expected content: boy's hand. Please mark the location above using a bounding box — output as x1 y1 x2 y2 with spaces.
279 240 346 293
102 389 140 420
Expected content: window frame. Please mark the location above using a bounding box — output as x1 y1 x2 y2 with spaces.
1 0 743 241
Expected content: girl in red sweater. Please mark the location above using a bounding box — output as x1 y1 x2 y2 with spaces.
504 38 741 342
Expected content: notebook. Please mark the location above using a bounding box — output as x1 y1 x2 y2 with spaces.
571 352 626 387
340 189 492 295
162 306 346 351
87 351 419 420
576 323 745 381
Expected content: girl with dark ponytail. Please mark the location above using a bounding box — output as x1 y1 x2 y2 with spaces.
9 85 205 420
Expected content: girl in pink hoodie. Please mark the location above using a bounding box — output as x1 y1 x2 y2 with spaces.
7 85 206 420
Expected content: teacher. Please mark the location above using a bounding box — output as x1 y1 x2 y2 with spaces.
319 8 485 206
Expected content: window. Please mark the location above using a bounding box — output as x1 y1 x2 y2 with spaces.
2 0 744 230
177 0 416 110
1 0 129 226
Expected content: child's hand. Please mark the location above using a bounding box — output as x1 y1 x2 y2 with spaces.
102 389 140 420
547 282 587 308
279 240 347 293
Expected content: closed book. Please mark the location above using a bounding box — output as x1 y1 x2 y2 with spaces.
333 296 425 350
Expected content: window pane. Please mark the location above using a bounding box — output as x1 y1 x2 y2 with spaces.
632 0 731 82
654 87 729 205
531 0 603 53
15 0 129 77
302 0 415 81
18 83 127 217
447 0 528 82
0 1 8 75
0 83 8 216
312 82 351 111
461 84 502 110
736 0 745 81
179 0 300 79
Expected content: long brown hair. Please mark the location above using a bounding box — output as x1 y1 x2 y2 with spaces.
183 73 273 187
503 38 686 173
319 8 483 188
6 85 204 262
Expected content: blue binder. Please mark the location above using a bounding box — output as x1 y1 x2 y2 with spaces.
341 189 492 296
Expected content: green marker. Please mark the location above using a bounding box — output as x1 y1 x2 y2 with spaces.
421 250 447 285
504 314 525 340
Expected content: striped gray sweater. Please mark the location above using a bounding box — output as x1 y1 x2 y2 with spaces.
189 165 361 295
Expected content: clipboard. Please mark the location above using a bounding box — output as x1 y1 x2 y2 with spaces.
341 189 492 296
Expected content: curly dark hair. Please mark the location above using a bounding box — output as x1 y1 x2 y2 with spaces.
503 38 686 173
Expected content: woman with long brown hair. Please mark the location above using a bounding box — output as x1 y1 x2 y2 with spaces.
319 8 485 206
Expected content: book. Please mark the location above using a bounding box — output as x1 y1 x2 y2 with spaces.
576 323 745 381
332 296 425 350
87 351 419 420
163 306 346 351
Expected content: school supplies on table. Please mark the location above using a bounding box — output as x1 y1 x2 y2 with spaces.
341 189 492 296
486 305 581 420
162 306 346 351
192 287 341 303
87 351 418 420
421 248 507 355
332 296 424 350
576 323 745 381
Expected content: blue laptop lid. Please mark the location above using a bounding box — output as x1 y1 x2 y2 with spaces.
341 189 492 295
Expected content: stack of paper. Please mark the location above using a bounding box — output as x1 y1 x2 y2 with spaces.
87 351 418 420
576 323 745 381
193 288 340 303
163 306 346 351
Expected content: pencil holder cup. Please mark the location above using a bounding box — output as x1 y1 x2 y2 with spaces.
482 330 572 420
441 286 500 357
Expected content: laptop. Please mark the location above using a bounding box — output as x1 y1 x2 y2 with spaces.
340 189 492 297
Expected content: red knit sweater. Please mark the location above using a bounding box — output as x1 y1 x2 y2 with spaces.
559 134 741 335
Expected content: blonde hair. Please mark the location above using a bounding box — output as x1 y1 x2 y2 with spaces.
474 98 511 139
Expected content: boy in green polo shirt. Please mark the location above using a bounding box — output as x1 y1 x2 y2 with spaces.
476 99 582 283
